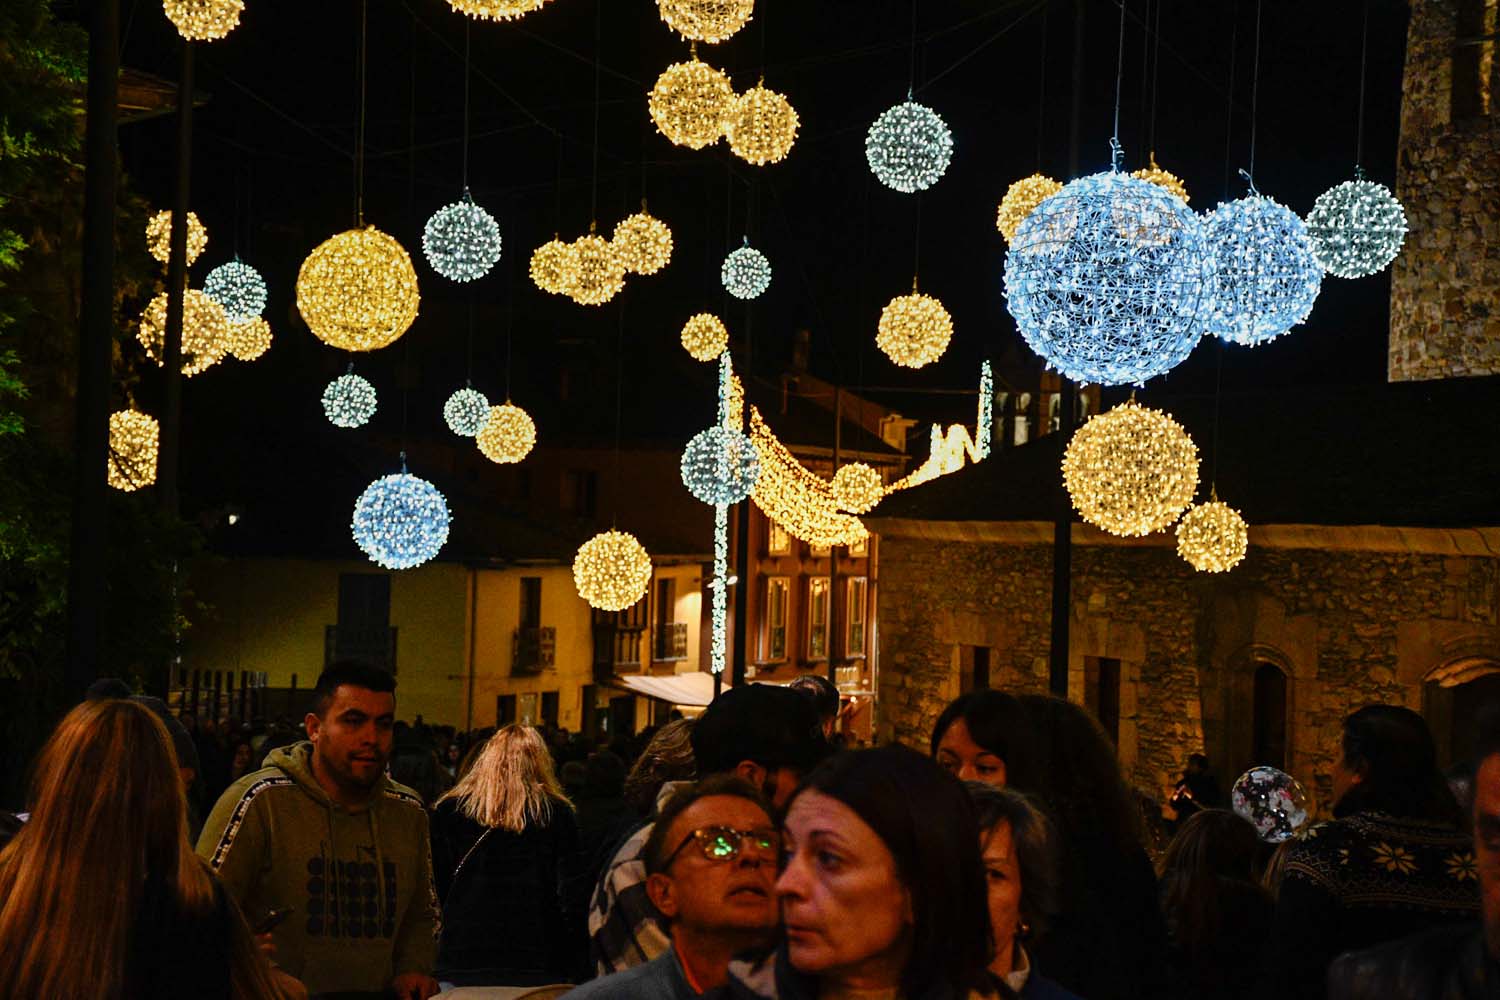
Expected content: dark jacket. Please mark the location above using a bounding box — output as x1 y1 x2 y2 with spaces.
1161 875 1274 1000
126 871 233 999
706 946 1002 1000
1326 921 1498 1000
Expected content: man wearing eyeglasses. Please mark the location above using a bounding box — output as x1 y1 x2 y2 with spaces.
567 775 780 998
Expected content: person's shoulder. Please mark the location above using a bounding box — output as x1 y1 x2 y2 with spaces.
379 777 427 813
1326 921 1479 1000
218 763 299 809
1018 972 1086 1000
565 952 681 1000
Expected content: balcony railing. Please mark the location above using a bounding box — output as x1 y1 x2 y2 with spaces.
324 625 398 673
592 625 644 680
512 626 557 675
654 622 689 661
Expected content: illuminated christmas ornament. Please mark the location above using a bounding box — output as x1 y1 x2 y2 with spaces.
877 284 953 368
443 385 490 437
107 409 159 492
573 530 654 611
1203 193 1323 346
996 174 1063 244
724 82 799 165
1176 498 1249 573
721 240 771 300
976 359 994 459
831 462 885 514
681 425 760 504
1004 165 1207 385
568 232 627 306
146 210 208 266
748 406 869 549
351 468 452 571
446 0 551 20
612 210 674 276
530 237 578 296
476 402 536 463
657 0 754 43
681 313 729 361
423 189 503 282
226 316 272 361
162 0 243 41
297 226 421 352
1131 155 1190 204
1305 174 1408 279
648 55 735 150
1062 399 1199 537
136 289 231 376
865 99 953 193
322 367 378 429
203 260 268 321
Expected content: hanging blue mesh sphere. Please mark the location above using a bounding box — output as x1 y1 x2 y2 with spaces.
443 386 490 437
1203 194 1324 346
1305 177 1408 279
721 244 772 300
322 372 377 428
351 472 451 570
1003 170 1208 386
681 425 761 505
422 190 502 282
865 100 954 193
203 260 268 322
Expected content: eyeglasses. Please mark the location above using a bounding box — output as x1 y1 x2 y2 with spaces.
661 825 781 870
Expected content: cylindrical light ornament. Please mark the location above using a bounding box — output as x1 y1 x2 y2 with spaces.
107 409 160 491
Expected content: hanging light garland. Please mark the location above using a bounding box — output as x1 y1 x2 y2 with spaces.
1176 498 1249 572
227 316 272 361
748 406 869 548
1305 174 1408 278
1202 192 1324 347
322 367 378 429
573 530 654 612
648 54 736 150
530 237 579 296
476 402 537 463
1062 399 1199 537
444 386 491 437
146 210 208 266
446 0 551 21
708 351 738 674
297 226 421 352
423 189 503 283
724 82 799 165
203 260 268 321
681 425 761 505
1131 154 1190 204
976 359 994 459
612 209 674 276
136 289 231 376
865 99 954 193
831 462 885 514
656 0 754 43
351 466 452 571
721 241 772 300
995 174 1063 244
877 284 953 368
106 409 160 491
681 313 729 361
568 231 627 306
162 0 244 41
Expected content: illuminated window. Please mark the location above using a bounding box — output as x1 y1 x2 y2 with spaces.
846 576 867 657
848 536 868 557
762 577 789 661
767 521 791 555
808 577 829 660
810 542 831 558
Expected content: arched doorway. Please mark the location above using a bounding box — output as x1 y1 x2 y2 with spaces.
1252 662 1288 769
1425 658 1500 768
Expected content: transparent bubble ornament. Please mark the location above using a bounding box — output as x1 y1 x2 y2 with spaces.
1304 173 1408 279
721 240 771 300
681 425 761 505
351 464 452 571
996 174 1063 244
203 260 268 322
322 367 378 429
865 99 954 193
443 385 491 437
1062 399 1199 537
423 189 503 283
1203 184 1324 347
573 530 654 611
1231 766 1312 843
681 313 729 361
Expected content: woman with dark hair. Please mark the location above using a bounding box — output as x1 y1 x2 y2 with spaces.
931 691 1167 1000
1265 704 1477 998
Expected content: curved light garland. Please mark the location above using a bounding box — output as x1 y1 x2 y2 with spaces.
297 226 421 352
476 402 537 463
1131 155 1190 204
996 174 1063 244
443 386 491 437
681 312 729 361
657 0 754 43
831 462 885 514
446 0 552 21
530 237 579 296
876 287 952 368
107 409 159 492
423 189 503 283
721 242 772 300
573 530 654 611
1203 194 1323 347
865 100 953 193
322 369 378 429
163 0 243 41
1305 175 1408 279
724 83 799 165
648 56 736 150
146 210 208 266
1176 499 1249 573
568 233 627 306
203 260 268 321
681 424 761 504
137 289 231 376
1062 399 1199 537
352 470 452 571
612 210 674 276
748 406 869 548
227 316 272 361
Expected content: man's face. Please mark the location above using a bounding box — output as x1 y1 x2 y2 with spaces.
647 794 779 937
306 685 395 793
1475 754 1500 959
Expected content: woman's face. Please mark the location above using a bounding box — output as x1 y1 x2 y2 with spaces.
231 742 253 773
776 789 913 990
982 820 1024 973
935 718 1007 785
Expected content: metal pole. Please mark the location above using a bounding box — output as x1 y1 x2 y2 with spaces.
158 40 194 518
730 501 750 688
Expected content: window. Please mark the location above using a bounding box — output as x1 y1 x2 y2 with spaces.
1084 656 1121 746
333 573 395 671
561 469 598 516
518 692 539 726
762 577 790 661
767 522 791 555
497 694 517 726
807 577 830 660
1453 0 1498 121
519 577 542 629
810 542 831 558
541 691 560 728
846 577 868 657
847 536 868 557
655 577 675 630
1253 663 1288 769
960 645 991 692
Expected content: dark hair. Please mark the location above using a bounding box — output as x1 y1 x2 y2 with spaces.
691 683 830 776
1187 753 1209 770
624 718 698 815
1158 809 1269 957
583 750 627 799
643 774 772 876
311 661 396 718
1474 705 1500 773
929 690 1023 765
788 674 840 721
966 783 1061 941
790 746 992 998
1335 704 1462 825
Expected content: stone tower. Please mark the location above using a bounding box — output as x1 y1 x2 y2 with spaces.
1389 0 1500 381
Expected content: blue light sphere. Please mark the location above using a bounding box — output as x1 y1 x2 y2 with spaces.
351 471 451 570
322 371 377 428
1304 177 1408 279
865 99 953 193
681 425 761 505
203 260 268 322
1203 194 1324 346
721 243 772 300
1003 170 1208 386
422 189 502 282
443 385 490 437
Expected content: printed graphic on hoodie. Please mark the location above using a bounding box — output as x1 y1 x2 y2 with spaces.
306 853 399 939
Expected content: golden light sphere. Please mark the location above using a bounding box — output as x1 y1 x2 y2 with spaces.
612 211 674 276
657 0 754 43
573 529 654 612
648 57 736 150
1132 156 1190 204
681 313 729 361
568 234 627 306
530 237 579 296
146 210 208 266
137 289 232 376
476 403 537 464
1176 500 1248 572
832 462 885 514
227 316 272 361
1062 399 1199 537
724 83 799 166
107 409 159 492
447 0 551 21
995 174 1063 243
162 0 244 41
296 226 421 353
876 290 953 368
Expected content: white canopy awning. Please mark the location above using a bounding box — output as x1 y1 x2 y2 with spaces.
610 671 721 707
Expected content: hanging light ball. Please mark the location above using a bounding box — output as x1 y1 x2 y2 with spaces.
162 0 244 41
612 211 674 276
1004 169 1208 386
1304 176 1408 279
721 243 772 300
107 409 160 492
657 0 754 43
681 313 729 361
1202 194 1324 347
351 471 452 571
831 462 885 514
476 402 537 464
1062 399 1199 537
146 210 208 266
1131 157 1190 204
203 260 268 321
296 226 421 352
724 83 800 165
447 0 551 20
877 288 953 369
1176 499 1249 573
136 289 231 376
681 425 761 504
530 237 579 296
573 529 654 612
423 190 503 283
443 386 491 437
996 174 1063 244
322 370 378 429
227 316 272 361
648 57 736 150
568 233 627 306
865 100 954 193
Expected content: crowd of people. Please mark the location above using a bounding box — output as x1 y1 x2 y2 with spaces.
0 661 1493 999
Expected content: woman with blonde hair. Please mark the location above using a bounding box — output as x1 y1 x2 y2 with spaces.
431 724 586 986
